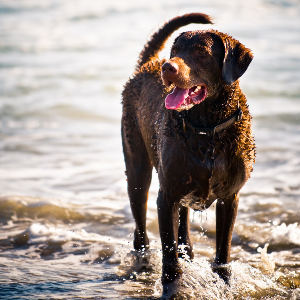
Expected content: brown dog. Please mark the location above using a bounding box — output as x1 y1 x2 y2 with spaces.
122 13 255 285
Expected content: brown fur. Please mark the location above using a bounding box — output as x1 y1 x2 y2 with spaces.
122 13 255 286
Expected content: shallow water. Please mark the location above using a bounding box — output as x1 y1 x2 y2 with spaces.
1 0 300 299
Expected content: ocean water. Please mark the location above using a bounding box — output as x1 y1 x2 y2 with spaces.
1 0 300 299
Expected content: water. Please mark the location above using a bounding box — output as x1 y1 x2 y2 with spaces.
1 0 300 299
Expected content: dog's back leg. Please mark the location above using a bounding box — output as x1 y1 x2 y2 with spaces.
122 122 153 251
178 206 194 259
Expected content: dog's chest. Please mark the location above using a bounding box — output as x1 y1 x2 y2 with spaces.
157 133 232 201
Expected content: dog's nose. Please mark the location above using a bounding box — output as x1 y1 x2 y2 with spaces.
162 62 178 74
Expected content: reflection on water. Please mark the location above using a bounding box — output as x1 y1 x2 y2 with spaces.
1 0 300 299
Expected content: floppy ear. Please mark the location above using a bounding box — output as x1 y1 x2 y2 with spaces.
222 37 253 85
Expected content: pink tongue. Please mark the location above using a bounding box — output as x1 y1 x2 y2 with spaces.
165 87 189 109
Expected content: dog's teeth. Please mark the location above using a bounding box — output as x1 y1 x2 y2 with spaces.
194 86 202 93
189 86 202 97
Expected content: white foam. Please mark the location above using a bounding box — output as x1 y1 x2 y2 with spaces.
153 258 285 299
26 222 126 245
269 223 300 246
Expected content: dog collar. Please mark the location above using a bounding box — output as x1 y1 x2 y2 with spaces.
182 105 243 137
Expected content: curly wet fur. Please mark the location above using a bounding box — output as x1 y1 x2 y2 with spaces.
122 13 255 285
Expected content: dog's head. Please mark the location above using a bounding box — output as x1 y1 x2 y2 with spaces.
161 30 253 111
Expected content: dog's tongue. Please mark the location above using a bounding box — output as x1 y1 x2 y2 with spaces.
165 87 189 109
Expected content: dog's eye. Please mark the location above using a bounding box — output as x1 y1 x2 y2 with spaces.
198 49 206 55
171 46 180 57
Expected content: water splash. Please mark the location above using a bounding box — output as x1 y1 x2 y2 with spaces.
257 243 276 274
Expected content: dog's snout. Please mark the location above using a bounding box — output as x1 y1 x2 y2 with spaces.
161 62 180 87
162 62 178 74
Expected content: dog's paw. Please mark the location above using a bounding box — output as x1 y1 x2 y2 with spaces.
211 263 231 284
160 275 189 300
161 262 183 285
133 229 149 251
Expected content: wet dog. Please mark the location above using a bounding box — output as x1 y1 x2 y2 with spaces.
122 13 255 285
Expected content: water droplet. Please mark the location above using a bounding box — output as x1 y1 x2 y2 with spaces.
199 211 203 230
192 211 196 222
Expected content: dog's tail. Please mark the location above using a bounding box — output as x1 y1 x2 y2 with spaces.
136 13 213 70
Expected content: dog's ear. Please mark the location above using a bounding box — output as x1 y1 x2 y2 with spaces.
222 37 253 85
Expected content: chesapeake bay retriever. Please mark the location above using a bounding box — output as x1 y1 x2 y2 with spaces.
122 13 255 285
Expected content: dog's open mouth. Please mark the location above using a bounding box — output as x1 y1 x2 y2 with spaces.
165 85 207 111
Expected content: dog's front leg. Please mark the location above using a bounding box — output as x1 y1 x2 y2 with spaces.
157 190 182 284
214 194 239 282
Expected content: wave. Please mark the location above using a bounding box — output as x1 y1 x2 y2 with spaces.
0 195 128 225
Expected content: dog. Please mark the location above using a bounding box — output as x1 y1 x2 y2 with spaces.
121 13 255 285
